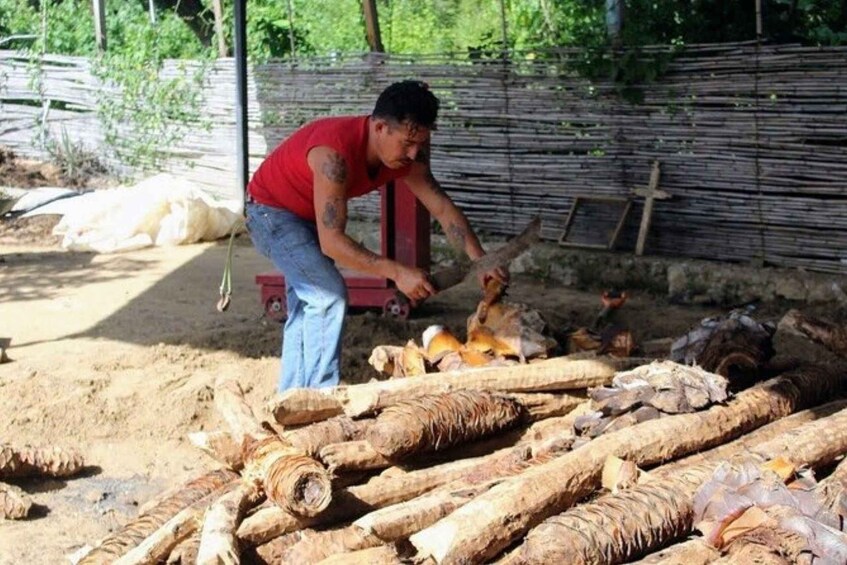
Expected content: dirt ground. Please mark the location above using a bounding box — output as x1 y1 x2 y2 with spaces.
1 150 841 564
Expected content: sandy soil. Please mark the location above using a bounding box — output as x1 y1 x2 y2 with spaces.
1 149 840 564
0 230 734 563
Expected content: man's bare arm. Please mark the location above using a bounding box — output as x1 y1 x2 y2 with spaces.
404 160 486 261
309 146 397 278
308 147 436 301
405 160 509 286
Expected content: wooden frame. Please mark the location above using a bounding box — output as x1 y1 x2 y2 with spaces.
558 195 632 250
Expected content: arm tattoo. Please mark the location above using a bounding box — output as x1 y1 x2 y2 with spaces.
321 153 348 184
361 247 380 264
322 197 345 230
447 223 468 251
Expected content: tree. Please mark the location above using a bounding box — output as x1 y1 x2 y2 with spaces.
147 0 214 47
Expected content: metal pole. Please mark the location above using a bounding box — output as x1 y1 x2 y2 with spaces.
234 0 249 210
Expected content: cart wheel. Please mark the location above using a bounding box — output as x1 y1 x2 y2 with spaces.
383 295 411 319
265 295 287 322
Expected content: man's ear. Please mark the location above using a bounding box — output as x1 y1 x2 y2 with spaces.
373 117 389 135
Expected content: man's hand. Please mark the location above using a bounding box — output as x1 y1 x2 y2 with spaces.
478 265 510 289
395 265 437 304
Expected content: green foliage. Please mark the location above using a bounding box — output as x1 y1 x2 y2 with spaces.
0 0 94 53
45 127 105 185
4 0 845 60
3 0 847 162
91 47 212 172
216 0 369 61
381 0 464 54
292 0 367 57
0 0 206 57
6 1 845 64
104 2 206 59
8 1 213 173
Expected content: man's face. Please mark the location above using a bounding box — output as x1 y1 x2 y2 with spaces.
376 119 431 169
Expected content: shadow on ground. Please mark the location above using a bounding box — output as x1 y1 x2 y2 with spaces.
0 250 153 303
3 236 743 376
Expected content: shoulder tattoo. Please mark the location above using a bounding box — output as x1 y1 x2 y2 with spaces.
321 153 348 185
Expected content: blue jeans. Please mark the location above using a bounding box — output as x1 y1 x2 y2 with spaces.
246 202 347 392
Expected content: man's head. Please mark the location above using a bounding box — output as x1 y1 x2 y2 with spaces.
371 80 440 169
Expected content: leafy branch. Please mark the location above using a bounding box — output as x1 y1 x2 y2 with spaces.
90 34 213 172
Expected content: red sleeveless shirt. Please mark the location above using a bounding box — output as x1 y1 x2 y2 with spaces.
248 115 412 221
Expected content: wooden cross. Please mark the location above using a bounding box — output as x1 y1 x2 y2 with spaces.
632 160 671 256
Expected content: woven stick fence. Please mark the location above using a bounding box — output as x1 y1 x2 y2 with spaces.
1 43 845 273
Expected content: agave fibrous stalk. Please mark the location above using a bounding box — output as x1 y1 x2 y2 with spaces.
187 431 243 470
502 397 847 564
237 437 537 546
283 415 372 457
629 539 719 564
195 481 261 565
215 376 333 518
366 390 524 459
780 309 847 357
0 443 84 479
165 530 200 564
113 481 239 565
267 388 344 425
0 481 31 519
315 544 402 565
333 354 646 418
279 525 383 563
409 366 846 563
242 435 332 518
250 530 308 564
78 469 238 564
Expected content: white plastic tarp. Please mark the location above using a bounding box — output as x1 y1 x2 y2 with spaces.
22 174 243 253
10 187 79 213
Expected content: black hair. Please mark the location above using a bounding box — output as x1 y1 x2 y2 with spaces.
372 80 439 129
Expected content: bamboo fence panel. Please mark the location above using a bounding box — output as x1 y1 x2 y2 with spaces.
1 43 845 273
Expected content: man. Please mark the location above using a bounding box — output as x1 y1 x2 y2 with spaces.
246 80 506 392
